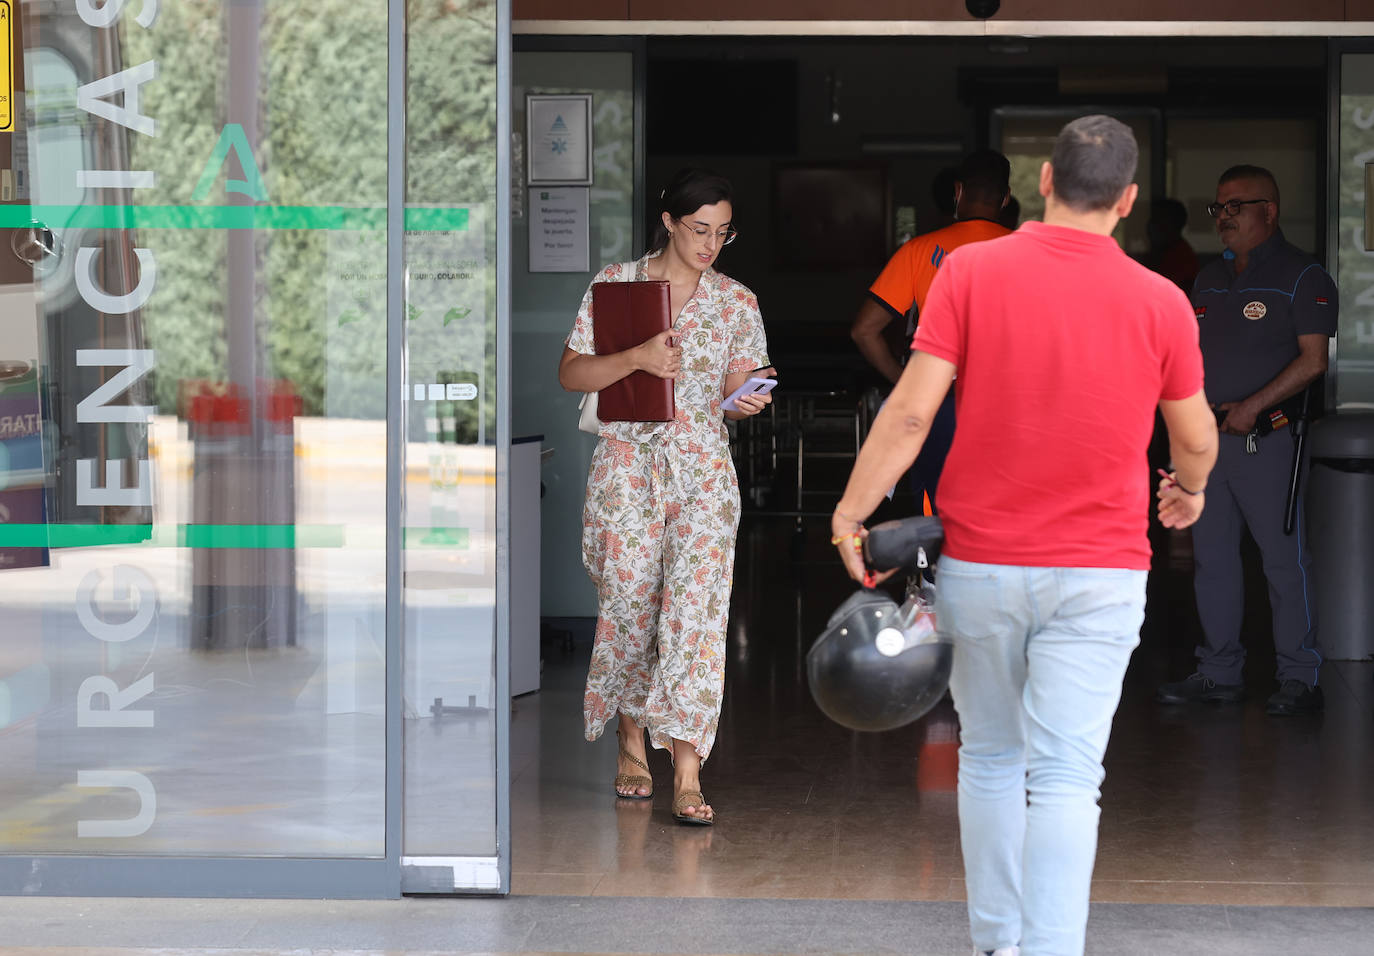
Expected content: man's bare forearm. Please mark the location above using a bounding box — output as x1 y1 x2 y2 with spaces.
1170 438 1217 498
835 351 956 525
558 348 639 393
1239 335 1328 414
1242 360 1321 414
850 299 905 385
1161 391 1218 495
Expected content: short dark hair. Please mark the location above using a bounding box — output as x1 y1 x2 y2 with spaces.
956 150 1011 206
1218 164 1280 211
1049 114 1138 212
648 168 735 254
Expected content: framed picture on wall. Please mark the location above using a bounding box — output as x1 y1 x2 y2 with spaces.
526 93 593 186
772 162 890 270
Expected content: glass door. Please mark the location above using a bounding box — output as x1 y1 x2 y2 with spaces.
0 0 510 897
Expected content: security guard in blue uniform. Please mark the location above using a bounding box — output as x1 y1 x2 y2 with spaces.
1156 165 1337 716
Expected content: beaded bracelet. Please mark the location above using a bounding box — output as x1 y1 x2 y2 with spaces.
829 533 863 551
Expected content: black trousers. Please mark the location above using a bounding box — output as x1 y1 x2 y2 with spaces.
1190 430 1322 686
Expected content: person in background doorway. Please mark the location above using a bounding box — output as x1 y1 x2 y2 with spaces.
1156 165 1338 716
929 165 960 230
831 115 1217 956
999 194 1021 231
1142 197 1200 291
558 168 773 825
849 150 1012 513
1141 198 1202 514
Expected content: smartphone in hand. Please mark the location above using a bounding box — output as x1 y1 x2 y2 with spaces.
722 377 778 411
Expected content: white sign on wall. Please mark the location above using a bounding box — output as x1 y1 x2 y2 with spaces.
528 187 589 273
525 93 592 186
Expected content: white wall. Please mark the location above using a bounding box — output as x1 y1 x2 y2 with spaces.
513 51 636 618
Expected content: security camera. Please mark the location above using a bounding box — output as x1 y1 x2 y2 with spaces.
966 0 1000 17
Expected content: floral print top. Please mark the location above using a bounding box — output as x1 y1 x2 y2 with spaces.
567 251 771 444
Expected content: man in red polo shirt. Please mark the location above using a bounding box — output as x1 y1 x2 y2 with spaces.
831 115 1218 956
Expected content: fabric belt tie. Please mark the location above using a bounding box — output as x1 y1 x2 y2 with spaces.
644 432 726 523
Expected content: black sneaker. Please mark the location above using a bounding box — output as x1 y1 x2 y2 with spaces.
1265 679 1324 716
1156 672 1246 704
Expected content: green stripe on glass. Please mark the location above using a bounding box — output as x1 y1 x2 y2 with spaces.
0 524 347 548
175 525 347 549
0 205 469 231
0 524 471 549
404 527 470 549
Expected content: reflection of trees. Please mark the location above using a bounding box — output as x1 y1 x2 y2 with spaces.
120 3 230 416
119 0 498 420
407 0 498 442
1337 90 1374 407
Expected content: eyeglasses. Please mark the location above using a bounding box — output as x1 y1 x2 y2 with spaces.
1205 198 1270 218
675 220 738 246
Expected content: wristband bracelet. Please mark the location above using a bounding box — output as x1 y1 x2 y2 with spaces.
1173 479 1203 496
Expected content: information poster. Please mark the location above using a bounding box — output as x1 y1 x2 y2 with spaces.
527 187 589 273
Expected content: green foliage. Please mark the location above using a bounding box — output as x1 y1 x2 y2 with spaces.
118 0 498 423
1337 92 1374 407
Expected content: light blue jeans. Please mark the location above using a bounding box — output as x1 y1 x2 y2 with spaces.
936 557 1146 956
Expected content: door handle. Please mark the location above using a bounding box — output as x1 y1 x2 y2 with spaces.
10 221 60 265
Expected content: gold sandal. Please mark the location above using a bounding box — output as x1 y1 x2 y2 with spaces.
613 730 653 800
672 789 714 826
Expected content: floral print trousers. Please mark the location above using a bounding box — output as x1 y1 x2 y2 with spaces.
581 433 741 761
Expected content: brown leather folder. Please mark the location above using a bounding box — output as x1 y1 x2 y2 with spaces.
591 279 675 422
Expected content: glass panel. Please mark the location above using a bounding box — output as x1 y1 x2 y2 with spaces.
401 0 501 857
996 109 1154 257
1337 55 1374 410
0 0 388 857
1167 116 1319 263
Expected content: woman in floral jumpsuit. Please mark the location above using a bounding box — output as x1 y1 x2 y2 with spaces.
558 169 772 825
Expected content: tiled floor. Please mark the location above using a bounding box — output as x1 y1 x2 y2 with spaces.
3 894 1373 954
512 514 1374 907
3 516 1373 954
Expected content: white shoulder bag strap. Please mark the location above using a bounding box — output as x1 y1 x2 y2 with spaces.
577 262 635 435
